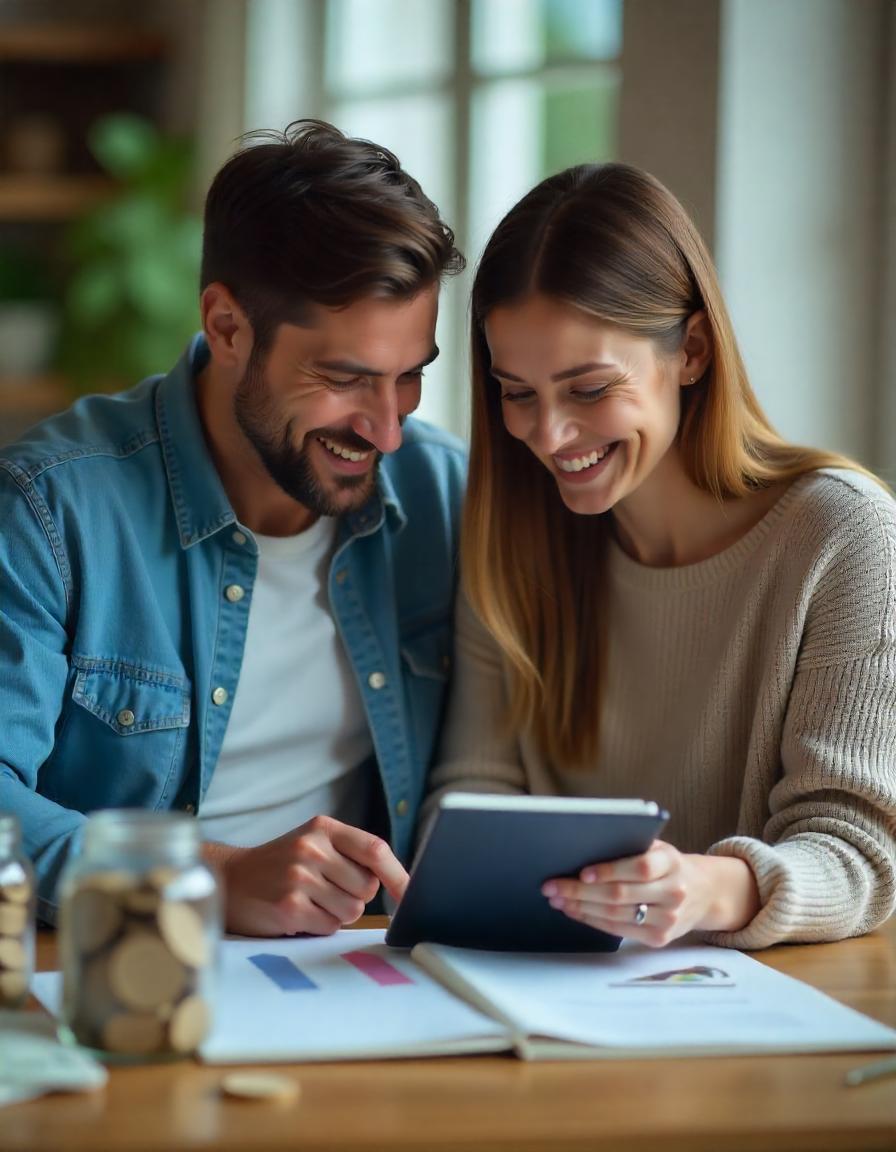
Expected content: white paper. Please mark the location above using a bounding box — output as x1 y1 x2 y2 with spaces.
414 938 896 1058
0 1011 107 1107
203 929 509 1062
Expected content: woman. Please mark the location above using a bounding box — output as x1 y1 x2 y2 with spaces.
427 163 896 950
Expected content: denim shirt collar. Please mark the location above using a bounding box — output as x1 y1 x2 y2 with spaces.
157 334 408 550
156 335 236 549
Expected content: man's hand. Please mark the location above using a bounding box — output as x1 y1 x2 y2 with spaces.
203 816 409 937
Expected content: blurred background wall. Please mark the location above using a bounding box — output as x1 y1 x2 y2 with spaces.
0 0 892 482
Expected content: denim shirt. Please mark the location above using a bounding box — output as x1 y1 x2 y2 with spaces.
0 337 467 922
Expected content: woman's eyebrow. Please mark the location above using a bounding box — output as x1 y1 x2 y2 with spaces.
491 361 616 382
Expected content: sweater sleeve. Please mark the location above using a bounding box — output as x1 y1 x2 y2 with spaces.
419 593 527 840
704 480 896 949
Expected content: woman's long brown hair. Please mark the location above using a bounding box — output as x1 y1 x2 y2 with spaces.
465 163 876 770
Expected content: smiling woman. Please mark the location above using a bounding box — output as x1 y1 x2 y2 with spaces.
423 161 896 955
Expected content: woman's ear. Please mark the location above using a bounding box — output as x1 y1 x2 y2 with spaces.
680 310 713 387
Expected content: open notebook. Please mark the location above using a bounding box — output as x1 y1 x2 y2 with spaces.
33 928 896 1063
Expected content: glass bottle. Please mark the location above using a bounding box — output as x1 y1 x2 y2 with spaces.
58 810 220 1061
0 812 36 1008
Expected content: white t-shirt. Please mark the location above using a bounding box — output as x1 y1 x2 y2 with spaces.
199 517 374 847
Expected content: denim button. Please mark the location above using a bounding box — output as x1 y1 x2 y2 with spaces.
395 798 409 817
117 708 135 728
232 531 247 546
367 671 386 690
212 686 228 706
225 584 245 603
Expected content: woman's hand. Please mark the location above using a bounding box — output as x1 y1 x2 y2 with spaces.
541 840 760 947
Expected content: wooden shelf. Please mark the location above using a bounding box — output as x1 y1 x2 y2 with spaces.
0 24 166 62
0 374 70 415
0 175 116 221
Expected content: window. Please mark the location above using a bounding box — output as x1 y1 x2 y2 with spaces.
247 0 621 435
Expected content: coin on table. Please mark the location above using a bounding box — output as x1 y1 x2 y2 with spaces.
0 902 27 936
220 1073 301 1102
157 901 208 968
107 932 186 1010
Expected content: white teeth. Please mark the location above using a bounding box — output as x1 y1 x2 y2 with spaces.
556 445 612 473
319 436 372 463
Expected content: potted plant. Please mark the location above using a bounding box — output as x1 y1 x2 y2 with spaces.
58 113 202 392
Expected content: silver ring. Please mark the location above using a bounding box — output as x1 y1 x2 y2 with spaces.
634 903 648 926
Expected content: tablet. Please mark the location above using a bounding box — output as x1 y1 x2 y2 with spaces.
385 793 669 952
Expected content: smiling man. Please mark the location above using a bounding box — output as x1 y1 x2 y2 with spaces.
0 121 466 935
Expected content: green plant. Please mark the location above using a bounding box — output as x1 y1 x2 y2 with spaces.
0 244 53 302
58 114 202 391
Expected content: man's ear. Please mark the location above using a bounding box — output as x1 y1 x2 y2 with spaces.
680 310 713 387
200 283 253 371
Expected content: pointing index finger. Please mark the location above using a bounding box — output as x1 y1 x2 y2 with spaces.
331 824 409 902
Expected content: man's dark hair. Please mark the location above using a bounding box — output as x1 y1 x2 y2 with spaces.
200 119 465 349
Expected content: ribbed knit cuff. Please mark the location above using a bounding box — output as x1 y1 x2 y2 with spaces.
699 834 884 950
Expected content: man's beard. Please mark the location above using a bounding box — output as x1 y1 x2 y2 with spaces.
234 354 381 519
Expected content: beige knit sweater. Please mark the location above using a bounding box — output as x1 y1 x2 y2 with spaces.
426 469 896 949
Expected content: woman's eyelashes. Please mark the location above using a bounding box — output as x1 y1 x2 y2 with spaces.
499 382 612 403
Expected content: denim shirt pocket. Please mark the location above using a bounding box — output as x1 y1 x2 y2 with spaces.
399 622 452 775
72 660 191 733
63 658 192 809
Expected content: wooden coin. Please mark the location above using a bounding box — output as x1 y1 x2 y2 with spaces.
0 882 30 904
71 952 119 1030
147 866 180 891
102 1011 165 1055
107 932 186 1011
220 1073 300 1102
69 886 123 954
0 902 27 936
123 888 160 915
157 901 209 968
168 994 211 1052
86 870 135 894
0 969 27 1003
0 937 26 970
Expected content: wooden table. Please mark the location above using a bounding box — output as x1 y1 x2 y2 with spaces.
4 917 895 1152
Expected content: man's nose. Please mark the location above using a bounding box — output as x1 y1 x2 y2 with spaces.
349 382 403 455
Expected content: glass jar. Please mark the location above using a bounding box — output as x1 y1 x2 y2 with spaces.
58 810 220 1061
0 812 36 1008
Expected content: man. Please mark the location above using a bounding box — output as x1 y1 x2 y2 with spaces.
0 121 467 935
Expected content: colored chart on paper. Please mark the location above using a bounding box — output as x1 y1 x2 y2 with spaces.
248 953 318 991
247 947 414 992
341 949 414 987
